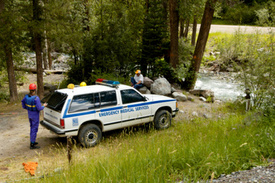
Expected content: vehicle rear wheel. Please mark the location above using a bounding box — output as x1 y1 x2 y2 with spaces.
154 110 172 130
78 124 102 147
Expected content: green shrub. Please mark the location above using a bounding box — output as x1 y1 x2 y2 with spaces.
209 31 274 111
0 91 9 102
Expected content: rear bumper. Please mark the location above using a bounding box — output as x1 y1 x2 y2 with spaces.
40 120 66 135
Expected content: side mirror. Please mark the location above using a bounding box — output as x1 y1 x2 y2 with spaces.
143 96 148 101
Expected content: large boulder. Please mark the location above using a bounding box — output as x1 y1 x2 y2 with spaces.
150 77 171 95
138 86 151 94
143 77 154 88
172 92 187 101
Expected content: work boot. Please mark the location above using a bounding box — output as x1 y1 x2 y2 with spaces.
33 142 38 145
30 143 40 149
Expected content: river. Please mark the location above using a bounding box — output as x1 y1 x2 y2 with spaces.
194 72 244 101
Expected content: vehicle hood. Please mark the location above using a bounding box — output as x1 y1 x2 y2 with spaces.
144 94 175 102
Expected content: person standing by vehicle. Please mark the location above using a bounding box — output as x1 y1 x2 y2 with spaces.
131 70 144 90
21 83 47 149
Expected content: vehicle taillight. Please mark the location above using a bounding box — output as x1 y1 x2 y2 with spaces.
60 119 65 129
176 102 178 108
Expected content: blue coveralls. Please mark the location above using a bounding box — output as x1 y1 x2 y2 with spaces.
131 77 143 90
21 95 44 144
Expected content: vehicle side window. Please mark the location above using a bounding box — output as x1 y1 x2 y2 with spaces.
100 91 117 107
120 89 145 104
69 94 95 113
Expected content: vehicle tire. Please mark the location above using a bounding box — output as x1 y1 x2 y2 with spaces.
154 110 172 130
78 124 102 147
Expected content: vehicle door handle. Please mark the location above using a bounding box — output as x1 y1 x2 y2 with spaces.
123 106 128 108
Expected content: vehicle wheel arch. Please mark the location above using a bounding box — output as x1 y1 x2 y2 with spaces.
153 106 172 120
78 120 103 134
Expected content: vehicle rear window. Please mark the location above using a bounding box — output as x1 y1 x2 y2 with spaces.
47 92 68 112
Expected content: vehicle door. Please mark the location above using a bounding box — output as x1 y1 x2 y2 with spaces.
120 89 152 128
96 91 122 131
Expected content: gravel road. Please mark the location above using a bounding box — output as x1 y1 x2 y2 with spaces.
211 159 275 183
199 24 275 34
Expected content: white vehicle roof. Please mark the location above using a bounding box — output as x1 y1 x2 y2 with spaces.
56 84 134 96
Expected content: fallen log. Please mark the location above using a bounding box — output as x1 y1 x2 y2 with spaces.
14 66 67 74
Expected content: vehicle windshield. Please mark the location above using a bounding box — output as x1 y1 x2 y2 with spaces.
46 92 68 112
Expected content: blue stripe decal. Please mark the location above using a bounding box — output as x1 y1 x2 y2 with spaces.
63 99 175 119
128 99 175 108
100 106 123 112
64 110 96 118
63 99 71 118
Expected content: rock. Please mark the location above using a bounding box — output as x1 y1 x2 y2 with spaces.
189 89 214 99
179 110 184 114
187 96 194 101
203 113 211 119
44 83 57 92
199 97 206 102
138 86 149 94
171 87 176 93
143 77 153 88
192 111 198 117
172 92 187 101
150 77 171 95
145 89 151 94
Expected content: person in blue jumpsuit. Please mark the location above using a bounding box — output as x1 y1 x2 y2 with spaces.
22 83 47 149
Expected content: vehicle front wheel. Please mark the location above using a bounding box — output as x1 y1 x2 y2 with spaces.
78 124 102 147
154 110 172 130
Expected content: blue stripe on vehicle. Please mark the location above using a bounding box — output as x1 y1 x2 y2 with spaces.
100 106 123 112
63 99 175 119
127 99 175 108
104 115 154 126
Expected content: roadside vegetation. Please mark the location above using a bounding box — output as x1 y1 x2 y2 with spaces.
11 102 272 183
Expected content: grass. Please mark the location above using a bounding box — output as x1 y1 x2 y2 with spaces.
16 104 274 183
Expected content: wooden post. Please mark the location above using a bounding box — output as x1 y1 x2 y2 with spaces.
67 136 73 164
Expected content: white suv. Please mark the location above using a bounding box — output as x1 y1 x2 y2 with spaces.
40 79 178 147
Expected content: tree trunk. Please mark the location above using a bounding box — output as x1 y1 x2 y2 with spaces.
183 19 189 39
179 18 184 38
5 45 18 102
47 39 52 69
0 0 18 102
43 46 47 70
182 0 217 90
169 0 179 68
33 0 44 99
83 0 90 31
191 16 197 46
140 0 150 76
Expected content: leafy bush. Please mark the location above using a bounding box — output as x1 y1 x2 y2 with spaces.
152 58 175 81
210 31 274 110
0 91 9 102
255 1 275 26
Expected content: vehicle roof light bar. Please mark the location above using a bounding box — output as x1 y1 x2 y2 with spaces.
95 78 120 87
